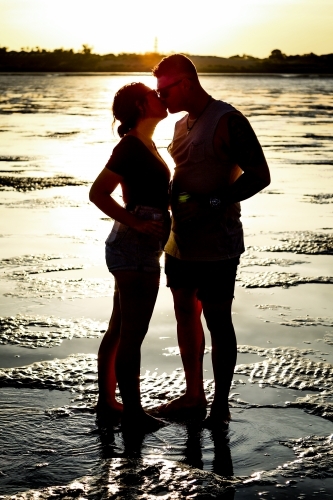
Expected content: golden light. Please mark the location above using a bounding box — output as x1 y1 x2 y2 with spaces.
0 0 332 57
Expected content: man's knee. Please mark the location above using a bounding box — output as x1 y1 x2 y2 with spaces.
202 299 234 333
171 287 200 320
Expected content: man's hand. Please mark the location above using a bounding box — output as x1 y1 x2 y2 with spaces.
174 197 218 223
174 199 201 222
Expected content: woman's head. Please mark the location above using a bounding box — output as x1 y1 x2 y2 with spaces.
112 82 165 137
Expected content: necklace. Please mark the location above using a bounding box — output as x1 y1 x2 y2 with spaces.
130 131 154 149
186 95 212 134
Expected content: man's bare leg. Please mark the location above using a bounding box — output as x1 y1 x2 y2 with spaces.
202 298 237 427
156 287 207 415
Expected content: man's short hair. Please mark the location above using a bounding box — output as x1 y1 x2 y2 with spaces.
152 54 198 80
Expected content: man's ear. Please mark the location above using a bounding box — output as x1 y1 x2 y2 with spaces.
181 77 193 90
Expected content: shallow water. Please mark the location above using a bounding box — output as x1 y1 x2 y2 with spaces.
0 73 332 499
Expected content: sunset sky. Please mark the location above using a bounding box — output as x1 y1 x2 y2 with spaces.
1 0 332 57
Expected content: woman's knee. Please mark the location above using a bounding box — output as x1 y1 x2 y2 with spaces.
119 322 149 345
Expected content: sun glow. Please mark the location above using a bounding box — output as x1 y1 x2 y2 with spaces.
1 0 332 57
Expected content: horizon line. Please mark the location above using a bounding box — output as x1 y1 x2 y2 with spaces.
2 46 332 59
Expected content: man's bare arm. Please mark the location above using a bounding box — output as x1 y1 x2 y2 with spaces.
220 112 270 206
174 112 270 222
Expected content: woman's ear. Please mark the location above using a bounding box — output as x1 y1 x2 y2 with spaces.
135 100 145 117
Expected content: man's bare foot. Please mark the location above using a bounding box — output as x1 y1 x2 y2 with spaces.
150 394 207 419
122 410 166 433
203 408 231 430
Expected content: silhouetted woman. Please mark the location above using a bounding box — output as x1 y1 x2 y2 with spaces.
89 83 170 431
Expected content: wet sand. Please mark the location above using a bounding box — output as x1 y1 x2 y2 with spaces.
0 73 332 498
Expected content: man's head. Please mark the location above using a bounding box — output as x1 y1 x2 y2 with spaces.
152 54 200 113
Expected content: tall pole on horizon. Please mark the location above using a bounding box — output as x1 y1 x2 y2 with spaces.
154 37 158 54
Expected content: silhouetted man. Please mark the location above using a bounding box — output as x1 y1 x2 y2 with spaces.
152 54 270 428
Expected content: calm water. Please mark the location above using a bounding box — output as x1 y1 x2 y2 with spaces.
0 74 332 499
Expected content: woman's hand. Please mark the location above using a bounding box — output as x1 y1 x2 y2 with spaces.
89 168 170 240
132 219 165 239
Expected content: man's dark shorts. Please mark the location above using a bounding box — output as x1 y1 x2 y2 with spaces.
164 254 240 302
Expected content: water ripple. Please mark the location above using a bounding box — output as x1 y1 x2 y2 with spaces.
4 277 112 299
248 231 333 255
0 175 88 192
0 347 332 421
238 271 333 288
0 315 105 349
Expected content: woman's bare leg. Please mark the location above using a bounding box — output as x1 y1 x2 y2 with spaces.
114 270 164 429
97 283 123 412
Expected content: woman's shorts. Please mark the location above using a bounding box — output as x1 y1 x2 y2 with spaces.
105 206 170 274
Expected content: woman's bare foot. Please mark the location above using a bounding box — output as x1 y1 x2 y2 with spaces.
96 398 123 414
122 410 166 433
150 394 207 419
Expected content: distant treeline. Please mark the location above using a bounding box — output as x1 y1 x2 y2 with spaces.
0 46 332 73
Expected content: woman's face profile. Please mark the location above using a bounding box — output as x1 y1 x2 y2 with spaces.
143 89 168 120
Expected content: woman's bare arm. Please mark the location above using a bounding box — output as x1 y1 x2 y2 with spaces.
89 168 164 237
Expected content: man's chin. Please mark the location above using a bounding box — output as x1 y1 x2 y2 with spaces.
167 106 181 114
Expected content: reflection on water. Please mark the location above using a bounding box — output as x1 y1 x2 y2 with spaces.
0 174 88 191
99 418 234 477
2 387 333 498
0 73 332 499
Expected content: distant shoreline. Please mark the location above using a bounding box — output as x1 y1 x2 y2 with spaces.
1 72 333 77
1 48 332 74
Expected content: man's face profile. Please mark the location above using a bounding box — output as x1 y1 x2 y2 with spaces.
156 75 186 114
